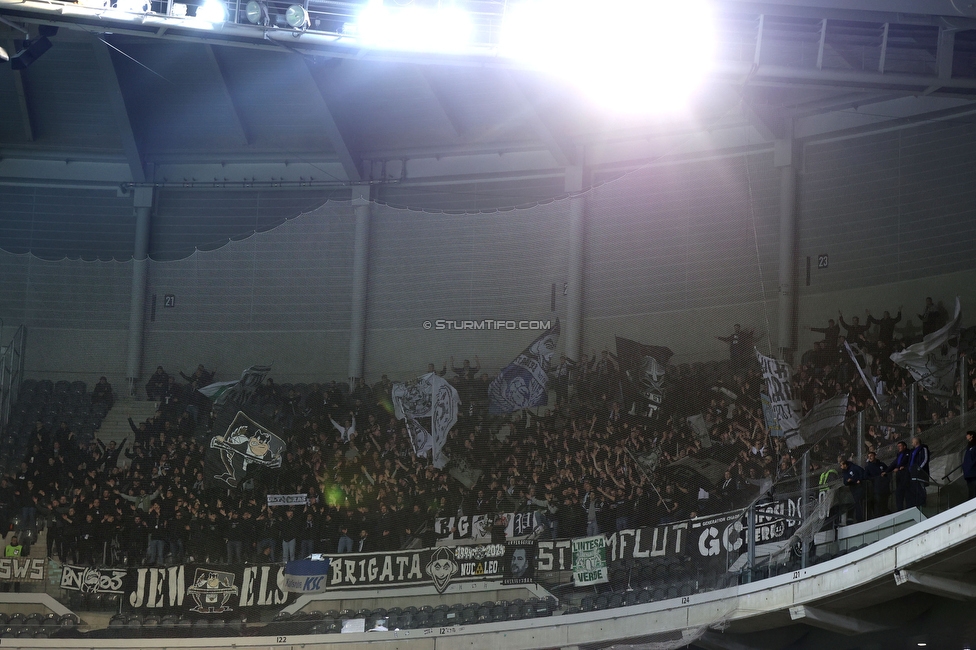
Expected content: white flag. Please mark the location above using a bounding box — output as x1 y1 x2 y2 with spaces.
890 297 961 395
391 372 460 469
756 350 801 448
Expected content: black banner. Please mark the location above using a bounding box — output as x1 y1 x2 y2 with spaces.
125 564 292 614
61 565 127 593
0 557 45 583
537 499 802 571
61 564 293 615
328 544 505 594
502 540 536 585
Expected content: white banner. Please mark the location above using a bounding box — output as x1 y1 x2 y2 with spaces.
572 535 608 586
756 350 801 448
434 512 537 544
267 494 308 507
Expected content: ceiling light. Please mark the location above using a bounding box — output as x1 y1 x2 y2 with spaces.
355 0 473 53
244 0 269 25
500 0 716 114
285 4 309 30
195 0 227 22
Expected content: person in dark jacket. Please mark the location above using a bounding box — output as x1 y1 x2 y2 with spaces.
864 451 890 517
840 458 867 523
962 431 976 500
908 436 931 508
890 441 912 511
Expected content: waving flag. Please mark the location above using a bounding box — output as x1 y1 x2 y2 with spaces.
198 364 271 407
391 372 460 468
488 320 560 414
616 336 673 419
890 297 961 395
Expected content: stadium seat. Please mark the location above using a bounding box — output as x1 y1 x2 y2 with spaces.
475 607 491 623
490 606 507 622
580 596 596 612
594 595 609 610
608 593 624 608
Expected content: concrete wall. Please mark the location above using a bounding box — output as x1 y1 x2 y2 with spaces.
1 120 975 385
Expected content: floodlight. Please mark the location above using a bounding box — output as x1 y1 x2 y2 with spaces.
10 37 52 70
355 0 473 53
0 46 8 62
115 0 150 12
244 0 269 25
171 2 187 16
284 4 309 30
195 0 227 22
501 0 716 114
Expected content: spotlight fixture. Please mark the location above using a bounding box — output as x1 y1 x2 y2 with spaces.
284 4 309 30
10 34 53 70
195 0 227 22
244 0 269 25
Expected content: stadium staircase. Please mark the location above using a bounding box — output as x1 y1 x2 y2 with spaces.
96 398 159 450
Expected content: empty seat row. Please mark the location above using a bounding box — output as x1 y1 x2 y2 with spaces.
274 596 559 633
576 583 697 613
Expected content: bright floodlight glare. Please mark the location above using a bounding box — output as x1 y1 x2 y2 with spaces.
501 0 716 114
355 0 473 53
196 0 227 22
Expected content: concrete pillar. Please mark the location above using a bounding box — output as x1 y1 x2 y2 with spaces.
564 166 586 363
774 133 797 363
348 184 371 383
125 187 153 397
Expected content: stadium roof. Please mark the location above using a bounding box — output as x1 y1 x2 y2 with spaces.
1 0 976 199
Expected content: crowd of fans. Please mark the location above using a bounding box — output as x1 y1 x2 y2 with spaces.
0 295 972 568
